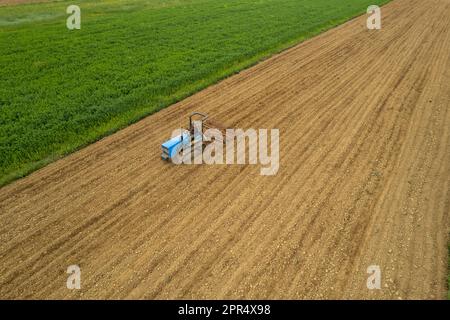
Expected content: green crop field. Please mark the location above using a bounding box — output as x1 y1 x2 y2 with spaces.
0 0 389 186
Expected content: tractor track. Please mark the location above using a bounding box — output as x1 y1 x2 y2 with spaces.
0 0 449 299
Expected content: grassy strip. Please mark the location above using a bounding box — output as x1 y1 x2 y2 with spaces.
0 0 390 186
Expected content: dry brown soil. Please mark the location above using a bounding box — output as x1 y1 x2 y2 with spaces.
0 0 449 299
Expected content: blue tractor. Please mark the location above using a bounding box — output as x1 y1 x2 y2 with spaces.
161 112 226 162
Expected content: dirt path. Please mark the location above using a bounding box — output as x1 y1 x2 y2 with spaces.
0 0 449 299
